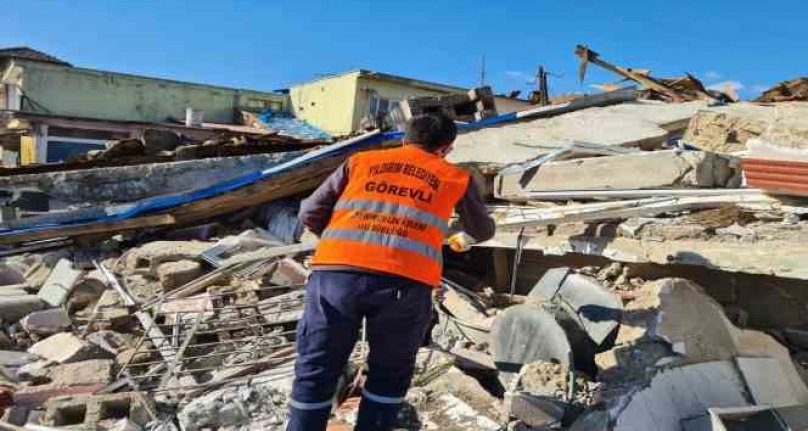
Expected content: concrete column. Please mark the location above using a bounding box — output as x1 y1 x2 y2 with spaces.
33 124 48 164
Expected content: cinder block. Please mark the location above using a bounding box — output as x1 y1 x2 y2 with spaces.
44 392 155 428
37 259 83 306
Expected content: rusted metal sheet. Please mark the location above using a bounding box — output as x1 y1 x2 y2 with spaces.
742 158 808 196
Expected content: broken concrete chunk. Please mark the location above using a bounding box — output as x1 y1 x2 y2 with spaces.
67 270 108 310
528 267 622 346
13 383 107 409
612 361 749 431
0 350 38 369
492 304 571 374
0 295 45 322
123 241 211 271
428 393 502 431
156 260 204 290
28 332 114 364
20 308 71 335
502 391 565 428
25 359 113 386
16 359 55 380
177 380 289 430
37 258 83 307
424 367 501 421
568 410 610 431
268 257 309 286
497 149 740 198
0 262 26 286
736 356 808 408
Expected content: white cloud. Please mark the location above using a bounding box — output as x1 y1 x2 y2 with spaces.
704 70 722 80
707 80 744 91
505 70 536 83
751 84 770 93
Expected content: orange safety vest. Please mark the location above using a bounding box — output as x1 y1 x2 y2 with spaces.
312 145 470 286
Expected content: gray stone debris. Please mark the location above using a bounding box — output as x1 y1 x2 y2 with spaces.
20 308 72 335
28 332 114 364
156 260 204 290
177 378 290 431
0 295 45 322
502 391 565 428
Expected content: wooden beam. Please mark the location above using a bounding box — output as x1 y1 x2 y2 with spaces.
0 214 176 245
575 45 685 102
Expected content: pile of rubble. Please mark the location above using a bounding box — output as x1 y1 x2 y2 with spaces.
0 45 808 430
0 227 316 430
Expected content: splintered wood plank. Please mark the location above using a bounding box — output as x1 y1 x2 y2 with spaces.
0 214 176 245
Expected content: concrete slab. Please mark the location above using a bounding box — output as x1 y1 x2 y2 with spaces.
737 356 808 407
450 101 706 166
0 151 302 206
482 223 808 280
613 361 750 431
497 150 740 198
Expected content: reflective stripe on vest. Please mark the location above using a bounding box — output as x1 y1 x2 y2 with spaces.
334 199 449 235
311 145 470 286
321 228 442 264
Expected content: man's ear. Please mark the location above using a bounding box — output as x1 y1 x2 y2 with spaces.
436 143 454 158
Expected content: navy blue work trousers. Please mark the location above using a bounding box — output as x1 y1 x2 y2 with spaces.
286 270 433 431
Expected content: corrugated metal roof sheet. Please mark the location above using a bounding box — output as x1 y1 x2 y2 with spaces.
742 158 808 196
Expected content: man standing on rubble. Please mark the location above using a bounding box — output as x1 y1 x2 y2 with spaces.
287 113 495 431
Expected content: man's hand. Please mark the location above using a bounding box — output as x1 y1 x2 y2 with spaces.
447 231 475 253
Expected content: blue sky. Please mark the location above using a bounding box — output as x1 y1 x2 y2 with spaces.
1 1 805 99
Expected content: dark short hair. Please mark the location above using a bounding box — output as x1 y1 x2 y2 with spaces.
404 113 457 151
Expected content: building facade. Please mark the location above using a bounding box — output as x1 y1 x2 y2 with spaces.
0 47 287 165
290 70 532 135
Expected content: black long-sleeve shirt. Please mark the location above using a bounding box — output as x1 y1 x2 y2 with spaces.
299 161 495 242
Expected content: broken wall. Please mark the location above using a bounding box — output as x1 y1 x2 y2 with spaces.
15 59 287 124
0 151 302 206
683 102 808 152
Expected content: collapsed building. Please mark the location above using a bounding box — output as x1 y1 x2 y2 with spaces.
0 45 807 430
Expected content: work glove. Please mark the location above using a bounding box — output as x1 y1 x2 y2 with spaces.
447 231 475 253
